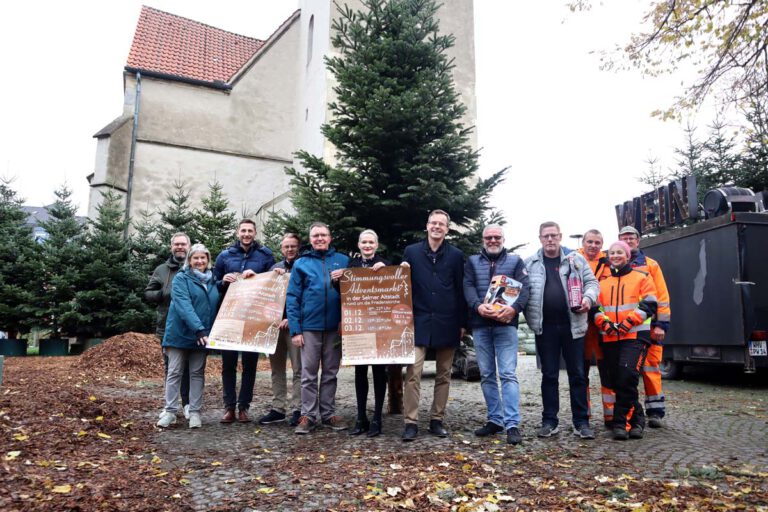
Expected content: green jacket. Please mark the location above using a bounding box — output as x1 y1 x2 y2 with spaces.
144 256 182 337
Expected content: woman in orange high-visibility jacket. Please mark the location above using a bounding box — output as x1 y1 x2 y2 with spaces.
593 241 657 441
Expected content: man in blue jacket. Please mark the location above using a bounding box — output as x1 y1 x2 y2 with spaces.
401 209 467 441
286 222 350 434
213 219 275 423
463 224 530 445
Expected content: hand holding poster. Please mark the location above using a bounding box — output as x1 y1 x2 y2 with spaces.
208 271 288 354
340 266 415 365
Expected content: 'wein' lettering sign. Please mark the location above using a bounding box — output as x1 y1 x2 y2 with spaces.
616 175 698 234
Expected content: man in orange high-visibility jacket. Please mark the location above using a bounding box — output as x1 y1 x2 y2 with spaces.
619 226 670 429
577 229 613 425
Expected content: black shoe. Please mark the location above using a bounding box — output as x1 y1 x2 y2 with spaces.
474 421 504 437
258 409 286 425
402 423 418 442
506 427 522 445
367 420 382 438
613 427 629 440
350 418 370 436
289 410 301 427
629 425 645 439
647 416 664 428
428 419 448 438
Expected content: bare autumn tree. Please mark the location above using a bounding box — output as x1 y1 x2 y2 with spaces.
569 1 768 118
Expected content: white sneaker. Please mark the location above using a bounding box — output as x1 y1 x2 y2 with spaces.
156 411 176 428
183 404 191 419
189 412 202 429
158 409 165 419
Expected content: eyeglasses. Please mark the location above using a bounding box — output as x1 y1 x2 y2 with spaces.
428 221 447 227
311 233 330 238
483 236 502 241
539 233 561 240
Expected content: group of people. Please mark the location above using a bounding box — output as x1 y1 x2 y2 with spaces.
146 211 669 445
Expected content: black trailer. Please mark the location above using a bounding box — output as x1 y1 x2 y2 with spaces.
641 212 768 378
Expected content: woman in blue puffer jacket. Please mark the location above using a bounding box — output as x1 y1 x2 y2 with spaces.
157 244 220 429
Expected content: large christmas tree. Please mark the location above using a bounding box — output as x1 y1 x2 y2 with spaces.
266 0 504 259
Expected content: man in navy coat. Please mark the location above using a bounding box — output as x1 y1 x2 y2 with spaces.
213 219 275 423
401 209 467 441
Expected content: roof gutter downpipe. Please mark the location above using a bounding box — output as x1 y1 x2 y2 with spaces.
124 72 141 239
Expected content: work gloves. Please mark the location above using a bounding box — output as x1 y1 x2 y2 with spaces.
600 320 619 336
599 317 639 336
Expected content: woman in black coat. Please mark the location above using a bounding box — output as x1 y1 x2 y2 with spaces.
348 229 390 437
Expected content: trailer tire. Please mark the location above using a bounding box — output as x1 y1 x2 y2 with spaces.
659 359 682 380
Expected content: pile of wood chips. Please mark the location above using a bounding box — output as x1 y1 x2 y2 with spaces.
0 356 192 511
76 332 164 380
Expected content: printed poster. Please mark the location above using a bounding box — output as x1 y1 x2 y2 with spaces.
340 266 415 365
208 271 288 354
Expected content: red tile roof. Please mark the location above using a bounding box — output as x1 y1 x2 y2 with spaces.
126 6 265 86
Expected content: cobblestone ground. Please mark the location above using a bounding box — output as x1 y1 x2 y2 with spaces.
146 356 768 510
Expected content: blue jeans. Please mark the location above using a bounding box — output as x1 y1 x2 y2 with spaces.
535 323 589 428
473 325 520 429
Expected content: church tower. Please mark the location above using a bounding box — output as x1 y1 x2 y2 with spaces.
295 0 477 168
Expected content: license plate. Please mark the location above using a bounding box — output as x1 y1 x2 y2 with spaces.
749 340 767 357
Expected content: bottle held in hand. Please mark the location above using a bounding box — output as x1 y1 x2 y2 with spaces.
567 256 583 312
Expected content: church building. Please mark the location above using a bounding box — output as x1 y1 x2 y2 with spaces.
87 1 477 230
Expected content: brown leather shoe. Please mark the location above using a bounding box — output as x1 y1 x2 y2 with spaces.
237 408 251 423
220 409 235 424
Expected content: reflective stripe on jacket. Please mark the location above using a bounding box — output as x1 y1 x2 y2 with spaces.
630 251 670 330
594 265 658 342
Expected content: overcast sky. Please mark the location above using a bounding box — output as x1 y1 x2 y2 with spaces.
0 1 707 255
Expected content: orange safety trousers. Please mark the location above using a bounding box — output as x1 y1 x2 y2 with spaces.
584 324 605 421
580 249 611 422
642 343 665 418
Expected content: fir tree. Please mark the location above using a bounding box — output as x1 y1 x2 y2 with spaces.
737 96 768 193
266 0 505 260
158 179 197 245
194 179 236 254
39 184 87 336
131 206 166 278
701 118 741 188
638 155 671 190
74 189 153 336
0 179 42 337
673 124 711 204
